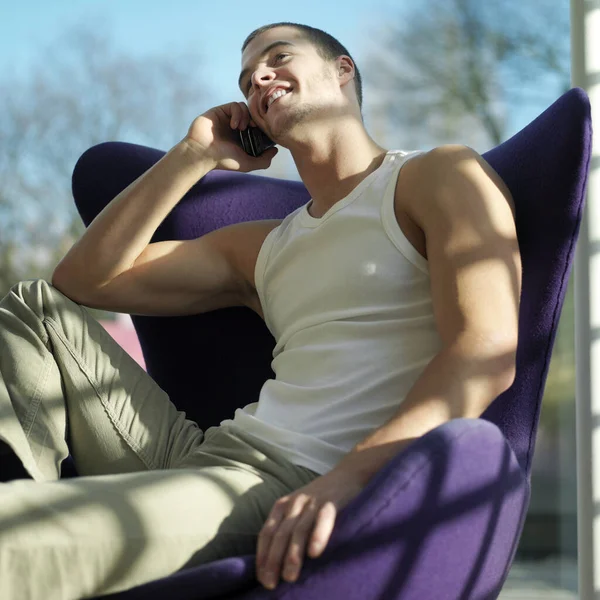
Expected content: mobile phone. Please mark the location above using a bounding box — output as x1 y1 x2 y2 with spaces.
239 126 276 157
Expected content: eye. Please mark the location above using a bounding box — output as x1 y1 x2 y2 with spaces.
275 52 289 62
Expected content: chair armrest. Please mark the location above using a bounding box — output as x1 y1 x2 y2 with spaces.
238 418 530 600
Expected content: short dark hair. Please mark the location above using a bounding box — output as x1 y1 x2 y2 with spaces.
242 22 363 110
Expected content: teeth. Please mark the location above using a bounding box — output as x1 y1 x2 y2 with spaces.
267 89 289 110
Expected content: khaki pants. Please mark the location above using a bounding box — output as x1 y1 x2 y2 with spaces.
0 280 319 600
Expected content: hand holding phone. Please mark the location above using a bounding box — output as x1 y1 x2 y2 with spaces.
186 102 277 172
239 126 276 157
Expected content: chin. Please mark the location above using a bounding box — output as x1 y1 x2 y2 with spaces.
268 105 317 140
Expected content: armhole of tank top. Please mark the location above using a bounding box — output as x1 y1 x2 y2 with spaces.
254 224 280 331
381 151 430 275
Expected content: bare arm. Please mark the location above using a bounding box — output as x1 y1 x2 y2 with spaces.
53 140 214 297
52 101 278 315
334 144 521 483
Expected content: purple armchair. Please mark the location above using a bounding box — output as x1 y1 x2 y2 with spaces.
70 88 591 599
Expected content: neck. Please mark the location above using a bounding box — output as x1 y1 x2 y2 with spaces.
284 117 388 217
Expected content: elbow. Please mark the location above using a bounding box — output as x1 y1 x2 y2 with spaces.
51 262 68 292
51 262 65 287
497 360 517 394
51 262 93 305
497 332 518 388
487 339 518 397
51 261 76 295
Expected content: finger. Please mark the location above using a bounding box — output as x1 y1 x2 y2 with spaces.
282 503 318 583
229 102 242 129
241 146 278 173
256 503 285 570
238 102 251 130
308 501 337 558
240 101 258 128
262 495 308 588
254 146 279 170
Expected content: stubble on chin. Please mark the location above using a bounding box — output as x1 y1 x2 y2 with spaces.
268 103 319 139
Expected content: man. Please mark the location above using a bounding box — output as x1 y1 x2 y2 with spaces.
0 22 521 598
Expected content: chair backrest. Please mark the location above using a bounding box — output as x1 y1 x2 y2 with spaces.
479 88 591 476
72 88 591 479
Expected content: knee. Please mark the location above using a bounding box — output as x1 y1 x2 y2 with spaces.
9 279 69 311
11 278 53 298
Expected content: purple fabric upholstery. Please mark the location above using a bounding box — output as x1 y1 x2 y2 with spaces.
70 88 591 599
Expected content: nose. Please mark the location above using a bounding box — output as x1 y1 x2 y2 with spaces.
251 66 276 91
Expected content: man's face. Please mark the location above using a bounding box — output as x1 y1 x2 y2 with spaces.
239 26 341 140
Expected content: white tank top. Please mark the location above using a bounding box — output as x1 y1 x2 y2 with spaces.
220 150 443 475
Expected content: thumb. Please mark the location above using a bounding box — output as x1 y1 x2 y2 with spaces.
255 146 279 170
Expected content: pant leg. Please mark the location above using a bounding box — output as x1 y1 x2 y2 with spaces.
0 279 204 481
0 425 320 600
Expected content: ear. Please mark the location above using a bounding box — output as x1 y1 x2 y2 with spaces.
335 55 355 86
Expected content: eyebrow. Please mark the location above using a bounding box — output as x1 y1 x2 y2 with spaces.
238 41 296 93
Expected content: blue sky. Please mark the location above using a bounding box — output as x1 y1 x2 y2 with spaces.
1 0 569 152
1 0 404 106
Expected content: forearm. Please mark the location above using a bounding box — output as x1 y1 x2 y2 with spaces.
334 339 516 485
53 138 215 292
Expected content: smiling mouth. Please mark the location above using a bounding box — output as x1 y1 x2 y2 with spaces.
265 89 291 114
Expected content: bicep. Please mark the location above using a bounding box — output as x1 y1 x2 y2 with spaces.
83 230 245 316
410 145 521 348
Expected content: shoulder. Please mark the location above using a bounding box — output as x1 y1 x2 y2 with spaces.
396 144 492 199
395 144 514 227
418 144 508 191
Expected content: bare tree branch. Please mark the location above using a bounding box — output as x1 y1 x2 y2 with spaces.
364 0 570 149
0 21 207 296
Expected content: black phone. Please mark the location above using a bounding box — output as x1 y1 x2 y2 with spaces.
239 126 276 157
